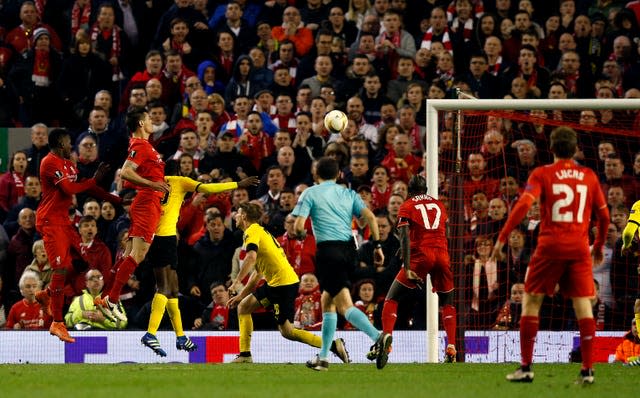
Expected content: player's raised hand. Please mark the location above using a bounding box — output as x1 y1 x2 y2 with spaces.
93 162 111 184
238 176 260 188
149 180 170 193
491 241 505 262
621 242 633 256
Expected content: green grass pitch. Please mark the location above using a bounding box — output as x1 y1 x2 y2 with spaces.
1 363 637 398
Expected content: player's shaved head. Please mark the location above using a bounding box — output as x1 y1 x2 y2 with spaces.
408 175 427 197
550 126 578 159
48 128 70 149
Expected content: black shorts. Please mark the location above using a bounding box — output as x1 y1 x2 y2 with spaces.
146 235 178 269
315 240 357 297
253 282 299 325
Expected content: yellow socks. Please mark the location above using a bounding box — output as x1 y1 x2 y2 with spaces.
238 313 253 353
290 328 322 348
166 298 184 337
147 293 168 335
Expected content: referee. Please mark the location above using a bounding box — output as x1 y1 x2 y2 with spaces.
292 156 392 371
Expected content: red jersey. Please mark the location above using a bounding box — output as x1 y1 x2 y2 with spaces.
38 153 94 227
397 194 448 251
371 184 391 211
5 299 52 329
124 137 165 196
522 160 606 259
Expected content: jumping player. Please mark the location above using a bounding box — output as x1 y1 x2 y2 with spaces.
141 172 259 356
36 128 111 342
95 107 170 322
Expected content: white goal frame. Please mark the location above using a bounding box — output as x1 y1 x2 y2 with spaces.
422 98 640 363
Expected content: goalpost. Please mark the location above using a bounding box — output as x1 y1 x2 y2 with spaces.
423 98 640 363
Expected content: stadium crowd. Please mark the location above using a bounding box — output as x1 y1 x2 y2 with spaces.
1 0 640 336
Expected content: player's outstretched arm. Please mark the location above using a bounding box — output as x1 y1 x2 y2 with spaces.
57 176 97 196
196 176 260 195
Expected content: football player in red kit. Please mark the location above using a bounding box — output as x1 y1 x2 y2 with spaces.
94 107 170 323
379 175 458 363
36 128 112 342
492 126 610 384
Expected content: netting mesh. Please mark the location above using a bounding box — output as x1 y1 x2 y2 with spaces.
435 108 640 345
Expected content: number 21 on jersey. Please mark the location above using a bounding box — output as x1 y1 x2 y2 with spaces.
415 203 441 230
551 183 587 223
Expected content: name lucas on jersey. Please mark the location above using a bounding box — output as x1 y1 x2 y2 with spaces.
555 169 584 181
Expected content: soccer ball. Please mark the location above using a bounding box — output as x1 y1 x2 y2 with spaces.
324 110 348 134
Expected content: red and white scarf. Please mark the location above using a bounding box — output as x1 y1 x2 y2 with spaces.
32 49 50 86
450 17 473 42
421 27 453 54
472 257 497 311
488 55 502 76
519 68 538 90
446 0 485 21
71 1 91 36
563 71 580 96
378 30 402 66
90 23 123 81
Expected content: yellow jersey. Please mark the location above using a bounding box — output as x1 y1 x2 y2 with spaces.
622 200 640 250
243 223 299 287
156 176 237 237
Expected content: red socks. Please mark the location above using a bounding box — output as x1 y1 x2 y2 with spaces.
578 317 596 370
519 315 539 366
108 256 138 300
49 272 65 321
441 304 457 346
381 298 399 334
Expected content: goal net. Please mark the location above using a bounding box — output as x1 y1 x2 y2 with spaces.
424 97 640 363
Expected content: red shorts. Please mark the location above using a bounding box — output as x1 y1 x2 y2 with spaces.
38 224 81 270
128 193 162 243
525 252 595 298
395 248 453 292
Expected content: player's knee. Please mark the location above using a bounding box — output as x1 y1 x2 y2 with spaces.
278 324 294 340
237 301 250 315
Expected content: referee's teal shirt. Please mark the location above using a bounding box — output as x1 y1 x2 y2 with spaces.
291 180 366 243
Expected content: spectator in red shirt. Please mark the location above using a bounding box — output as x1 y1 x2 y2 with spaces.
0 150 28 222
6 270 51 329
278 213 316 277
